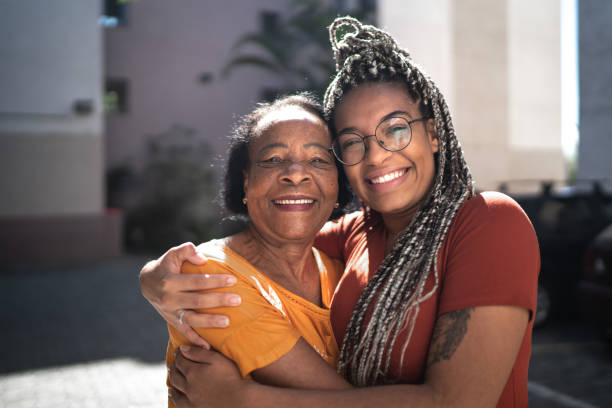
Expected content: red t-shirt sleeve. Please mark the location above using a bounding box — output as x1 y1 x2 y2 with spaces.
315 212 361 261
438 192 540 320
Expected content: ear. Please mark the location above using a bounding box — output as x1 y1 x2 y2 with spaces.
426 118 439 153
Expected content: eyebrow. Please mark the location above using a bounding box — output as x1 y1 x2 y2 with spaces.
258 143 287 154
258 141 331 154
304 142 333 151
337 110 414 135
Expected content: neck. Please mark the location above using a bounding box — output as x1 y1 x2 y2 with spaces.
379 204 420 256
379 187 434 253
227 225 321 303
381 208 417 236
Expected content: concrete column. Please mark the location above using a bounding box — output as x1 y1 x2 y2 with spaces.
578 0 612 191
379 0 565 191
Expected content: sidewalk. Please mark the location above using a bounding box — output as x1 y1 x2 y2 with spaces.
0 256 169 407
1 256 610 407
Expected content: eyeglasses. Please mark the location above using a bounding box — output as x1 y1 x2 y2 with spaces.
331 116 427 166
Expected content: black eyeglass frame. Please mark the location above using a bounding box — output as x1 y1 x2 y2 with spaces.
330 116 428 166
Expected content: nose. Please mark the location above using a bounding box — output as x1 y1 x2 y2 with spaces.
281 161 311 185
363 134 392 165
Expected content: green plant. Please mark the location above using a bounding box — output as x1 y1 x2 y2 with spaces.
107 125 233 253
221 0 375 100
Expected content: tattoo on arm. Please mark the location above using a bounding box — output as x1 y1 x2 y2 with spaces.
427 308 474 368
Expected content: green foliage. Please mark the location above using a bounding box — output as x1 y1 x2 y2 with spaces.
107 125 235 253
221 0 375 100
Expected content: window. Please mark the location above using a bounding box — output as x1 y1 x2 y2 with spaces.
100 0 130 28
260 11 280 34
104 79 129 114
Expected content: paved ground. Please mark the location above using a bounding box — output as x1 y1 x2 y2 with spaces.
1 256 611 407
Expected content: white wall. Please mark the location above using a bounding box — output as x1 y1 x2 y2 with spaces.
0 0 104 216
379 0 564 191
378 0 454 109
0 1 103 135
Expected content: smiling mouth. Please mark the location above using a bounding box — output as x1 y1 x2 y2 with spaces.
272 199 315 205
368 169 407 185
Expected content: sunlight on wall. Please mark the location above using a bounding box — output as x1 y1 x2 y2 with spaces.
561 0 579 160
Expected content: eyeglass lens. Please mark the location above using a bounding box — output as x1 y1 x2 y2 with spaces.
333 117 413 165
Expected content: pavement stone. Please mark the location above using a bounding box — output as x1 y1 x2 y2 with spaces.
0 255 169 407
1 255 611 407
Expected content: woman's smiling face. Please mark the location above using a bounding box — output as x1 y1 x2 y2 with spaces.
243 106 338 244
333 82 439 218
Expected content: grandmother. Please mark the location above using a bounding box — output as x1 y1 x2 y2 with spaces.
164 93 354 406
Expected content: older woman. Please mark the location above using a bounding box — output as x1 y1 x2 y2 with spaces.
146 17 540 408
164 93 355 406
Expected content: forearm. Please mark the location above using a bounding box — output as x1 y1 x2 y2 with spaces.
242 382 438 408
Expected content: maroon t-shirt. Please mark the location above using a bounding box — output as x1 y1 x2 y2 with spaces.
315 191 540 407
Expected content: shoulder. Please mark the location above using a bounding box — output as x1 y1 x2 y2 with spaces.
182 239 237 275
320 210 366 235
458 191 529 221
450 191 534 237
443 191 540 271
438 192 540 315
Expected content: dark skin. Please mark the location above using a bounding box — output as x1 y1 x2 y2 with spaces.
164 105 354 397
168 306 527 407
158 83 531 407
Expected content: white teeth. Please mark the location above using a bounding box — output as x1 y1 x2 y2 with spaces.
370 170 406 184
273 199 314 205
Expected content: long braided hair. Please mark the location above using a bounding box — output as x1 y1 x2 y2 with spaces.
323 17 475 386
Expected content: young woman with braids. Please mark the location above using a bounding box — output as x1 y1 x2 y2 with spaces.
141 16 539 407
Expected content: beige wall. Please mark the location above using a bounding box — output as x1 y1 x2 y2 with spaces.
104 0 291 171
0 0 121 266
378 0 454 108
0 0 104 217
0 133 103 217
379 0 565 191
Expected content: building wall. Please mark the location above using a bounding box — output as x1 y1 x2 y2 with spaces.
578 0 612 191
0 0 121 267
0 0 104 216
104 0 291 171
379 0 565 191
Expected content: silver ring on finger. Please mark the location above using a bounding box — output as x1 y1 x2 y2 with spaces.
178 309 186 325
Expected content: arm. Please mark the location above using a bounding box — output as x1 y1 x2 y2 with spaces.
169 304 528 407
139 242 241 347
168 257 350 390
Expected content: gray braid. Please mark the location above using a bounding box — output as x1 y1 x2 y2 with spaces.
323 16 475 386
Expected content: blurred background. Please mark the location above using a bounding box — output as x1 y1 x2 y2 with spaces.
1 0 611 406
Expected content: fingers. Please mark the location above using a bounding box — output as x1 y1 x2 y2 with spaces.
158 279 240 312
171 273 238 292
167 242 207 267
168 388 189 408
179 344 218 364
168 362 187 393
179 309 231 328
177 290 241 309
178 326 211 349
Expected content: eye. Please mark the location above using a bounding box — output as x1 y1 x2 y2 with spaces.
385 125 409 136
338 134 363 151
309 156 333 169
263 156 282 163
256 156 284 168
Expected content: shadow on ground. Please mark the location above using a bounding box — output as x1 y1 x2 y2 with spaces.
0 256 168 374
